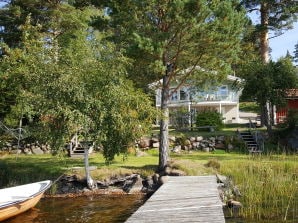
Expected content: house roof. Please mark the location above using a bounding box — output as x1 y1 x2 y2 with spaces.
149 74 243 89
226 74 243 82
285 89 298 98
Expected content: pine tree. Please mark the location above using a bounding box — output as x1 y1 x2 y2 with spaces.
294 42 298 64
0 0 61 52
93 0 246 170
241 0 298 63
241 0 297 134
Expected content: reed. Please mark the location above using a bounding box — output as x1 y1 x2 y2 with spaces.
220 154 297 222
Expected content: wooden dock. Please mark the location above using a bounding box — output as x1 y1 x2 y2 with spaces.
126 175 225 223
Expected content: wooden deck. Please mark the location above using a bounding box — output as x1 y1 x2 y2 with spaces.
126 175 225 223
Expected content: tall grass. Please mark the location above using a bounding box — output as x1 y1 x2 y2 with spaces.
220 155 297 222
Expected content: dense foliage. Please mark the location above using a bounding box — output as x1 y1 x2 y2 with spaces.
241 0 298 63
195 110 223 130
0 0 296 164
241 57 297 130
0 2 156 162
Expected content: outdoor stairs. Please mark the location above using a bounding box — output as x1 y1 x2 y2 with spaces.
239 131 262 154
68 137 94 158
70 145 86 158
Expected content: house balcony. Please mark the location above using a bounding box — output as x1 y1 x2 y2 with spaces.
156 93 239 107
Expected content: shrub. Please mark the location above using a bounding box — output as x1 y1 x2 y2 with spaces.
170 108 190 130
195 110 223 130
286 109 298 129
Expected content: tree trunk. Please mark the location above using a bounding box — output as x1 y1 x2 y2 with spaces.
158 74 170 171
261 102 272 136
266 102 272 136
260 2 270 64
84 148 97 190
260 2 273 134
260 104 266 127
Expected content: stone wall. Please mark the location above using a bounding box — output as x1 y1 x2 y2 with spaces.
137 134 235 153
1 141 51 155
1 134 237 155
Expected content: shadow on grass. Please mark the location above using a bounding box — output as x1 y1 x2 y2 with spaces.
0 155 90 188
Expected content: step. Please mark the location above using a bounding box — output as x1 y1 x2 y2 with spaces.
73 147 85 153
249 148 262 154
238 131 262 153
246 141 257 144
241 138 253 140
240 135 254 138
69 146 93 158
69 153 85 158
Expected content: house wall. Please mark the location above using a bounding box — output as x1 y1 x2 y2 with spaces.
221 105 239 123
288 99 298 109
191 104 238 123
154 76 242 124
276 99 298 124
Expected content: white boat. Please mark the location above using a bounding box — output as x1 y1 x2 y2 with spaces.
0 180 52 221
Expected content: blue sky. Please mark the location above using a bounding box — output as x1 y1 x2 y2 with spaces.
269 22 298 61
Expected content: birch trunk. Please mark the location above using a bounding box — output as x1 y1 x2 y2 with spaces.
84 148 97 190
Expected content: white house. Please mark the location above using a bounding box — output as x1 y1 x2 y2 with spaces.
154 75 243 124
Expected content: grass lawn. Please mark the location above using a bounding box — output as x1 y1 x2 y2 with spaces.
1 150 296 187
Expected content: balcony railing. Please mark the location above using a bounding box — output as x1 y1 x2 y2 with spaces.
156 92 238 106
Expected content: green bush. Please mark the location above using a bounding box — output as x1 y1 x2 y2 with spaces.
286 109 298 129
195 110 223 130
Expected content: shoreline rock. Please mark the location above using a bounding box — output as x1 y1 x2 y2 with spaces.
45 163 187 198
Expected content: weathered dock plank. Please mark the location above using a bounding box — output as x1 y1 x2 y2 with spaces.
125 175 225 223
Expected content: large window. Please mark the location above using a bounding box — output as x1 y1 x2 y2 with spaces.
219 86 228 98
170 90 178 101
180 89 188 100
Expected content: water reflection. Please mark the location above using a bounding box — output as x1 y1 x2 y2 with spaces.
3 194 145 223
4 195 296 223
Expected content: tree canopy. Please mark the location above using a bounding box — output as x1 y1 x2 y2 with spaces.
92 0 247 170
241 0 298 63
241 57 298 127
0 2 156 162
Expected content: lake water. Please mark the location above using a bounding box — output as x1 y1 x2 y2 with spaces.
3 195 297 223
3 194 146 223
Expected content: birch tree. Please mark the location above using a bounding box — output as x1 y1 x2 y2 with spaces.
0 2 156 163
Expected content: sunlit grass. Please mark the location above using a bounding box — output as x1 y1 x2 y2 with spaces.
0 152 159 187
219 154 298 222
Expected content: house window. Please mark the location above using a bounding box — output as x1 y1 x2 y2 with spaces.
219 86 228 99
220 86 228 94
180 90 187 100
170 90 178 101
